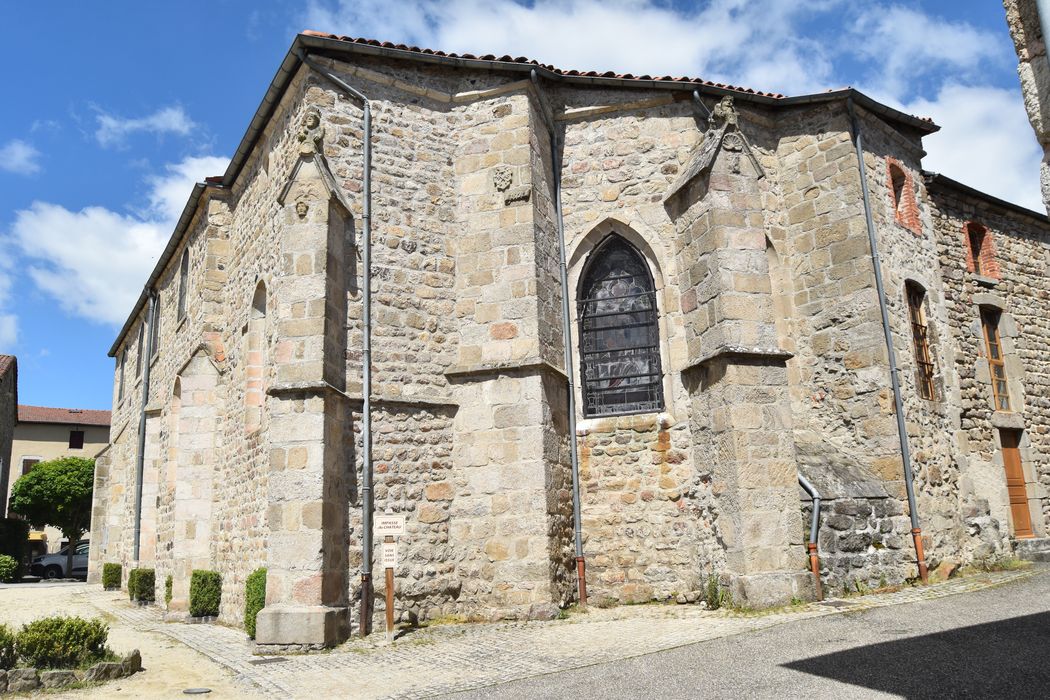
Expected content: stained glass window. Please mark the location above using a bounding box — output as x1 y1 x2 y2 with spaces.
578 236 663 417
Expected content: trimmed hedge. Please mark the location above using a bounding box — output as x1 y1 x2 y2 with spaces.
0 554 17 583
102 563 122 590
129 568 155 603
165 575 173 606
0 519 29 567
0 623 15 670
189 570 221 618
244 568 266 639
15 616 109 669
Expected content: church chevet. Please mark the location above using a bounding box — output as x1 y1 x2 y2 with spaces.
89 31 1050 649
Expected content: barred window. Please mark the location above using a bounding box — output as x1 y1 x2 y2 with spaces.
981 308 1010 411
578 236 663 417
906 282 935 400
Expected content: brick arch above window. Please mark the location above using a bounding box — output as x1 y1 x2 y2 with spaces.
963 221 1001 279
886 157 922 236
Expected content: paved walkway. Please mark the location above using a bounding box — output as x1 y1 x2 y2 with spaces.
77 567 1037 699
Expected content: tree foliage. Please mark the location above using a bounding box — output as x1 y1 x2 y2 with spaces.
10 457 95 576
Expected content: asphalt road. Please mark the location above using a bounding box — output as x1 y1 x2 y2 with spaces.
453 566 1050 699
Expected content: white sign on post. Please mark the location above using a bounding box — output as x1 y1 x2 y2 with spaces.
381 541 398 568
375 514 406 538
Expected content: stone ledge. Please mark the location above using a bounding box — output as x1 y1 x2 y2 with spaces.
255 604 350 648
445 358 568 382
990 410 1025 429
267 381 456 411
682 345 794 375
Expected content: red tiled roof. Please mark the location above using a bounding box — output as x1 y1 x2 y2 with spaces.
302 32 787 99
17 405 111 426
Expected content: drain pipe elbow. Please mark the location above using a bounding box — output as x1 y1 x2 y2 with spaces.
797 473 823 600
132 289 158 563
532 68 588 608
297 48 377 632
847 96 928 584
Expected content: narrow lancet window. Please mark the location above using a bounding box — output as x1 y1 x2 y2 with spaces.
177 250 189 320
906 282 935 400
578 236 663 417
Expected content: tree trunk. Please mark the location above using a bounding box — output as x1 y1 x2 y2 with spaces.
65 532 81 579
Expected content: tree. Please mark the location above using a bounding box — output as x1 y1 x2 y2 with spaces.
10 457 95 578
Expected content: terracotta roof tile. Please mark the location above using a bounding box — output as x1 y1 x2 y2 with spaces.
17 405 111 426
301 31 787 98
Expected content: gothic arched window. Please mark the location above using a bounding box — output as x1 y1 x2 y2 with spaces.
578 236 664 417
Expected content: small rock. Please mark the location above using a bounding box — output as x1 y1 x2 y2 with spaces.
41 670 78 689
526 603 559 621
122 649 143 675
84 661 124 682
8 668 40 692
676 594 687 604
685 591 700 604
0 670 7 693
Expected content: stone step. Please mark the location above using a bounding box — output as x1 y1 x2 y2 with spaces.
1011 537 1050 562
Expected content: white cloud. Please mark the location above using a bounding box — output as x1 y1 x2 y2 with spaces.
902 84 1044 212
0 256 16 349
95 106 197 148
302 0 839 95
10 154 228 326
850 5 1009 99
0 139 42 175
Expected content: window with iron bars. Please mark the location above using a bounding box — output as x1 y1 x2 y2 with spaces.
578 236 663 418
906 282 935 400
981 308 1010 411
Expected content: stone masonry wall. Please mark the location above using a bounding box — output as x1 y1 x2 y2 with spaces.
929 178 1050 541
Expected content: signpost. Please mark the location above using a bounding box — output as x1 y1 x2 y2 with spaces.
376 512 405 642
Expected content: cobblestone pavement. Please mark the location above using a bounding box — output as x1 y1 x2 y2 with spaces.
77 567 1038 699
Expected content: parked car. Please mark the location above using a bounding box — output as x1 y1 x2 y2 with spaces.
30 540 89 580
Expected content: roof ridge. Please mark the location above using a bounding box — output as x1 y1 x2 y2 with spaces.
301 32 787 99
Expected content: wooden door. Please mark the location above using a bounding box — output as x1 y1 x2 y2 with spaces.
1000 430 1034 538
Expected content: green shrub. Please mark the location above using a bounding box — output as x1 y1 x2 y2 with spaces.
15 616 108 669
0 519 29 564
0 554 18 583
101 563 122 590
126 568 139 601
129 568 155 603
0 623 15 670
165 575 173 605
243 568 266 638
189 570 222 618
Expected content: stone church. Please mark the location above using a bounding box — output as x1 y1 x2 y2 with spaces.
89 31 1050 648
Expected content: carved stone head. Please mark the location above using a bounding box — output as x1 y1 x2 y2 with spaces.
298 108 325 154
295 200 309 218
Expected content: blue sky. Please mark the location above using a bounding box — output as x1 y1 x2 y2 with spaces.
0 0 1040 411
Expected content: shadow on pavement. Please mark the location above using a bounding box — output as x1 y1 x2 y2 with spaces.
783 611 1050 697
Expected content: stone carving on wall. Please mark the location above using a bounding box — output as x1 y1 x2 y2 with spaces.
298 108 325 155
492 166 513 192
295 201 309 219
664 93 765 202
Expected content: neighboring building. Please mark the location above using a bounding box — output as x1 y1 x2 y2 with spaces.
0 356 15 516
8 405 110 553
1005 0 1050 214
89 32 1050 649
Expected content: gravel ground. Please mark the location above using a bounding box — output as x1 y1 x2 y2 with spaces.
450 565 1050 699
0 582 247 698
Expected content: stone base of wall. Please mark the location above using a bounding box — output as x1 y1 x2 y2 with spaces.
255 604 350 647
809 496 913 592
725 570 816 609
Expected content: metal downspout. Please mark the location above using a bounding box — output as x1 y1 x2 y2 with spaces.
132 291 157 561
797 473 823 600
295 50 376 634
847 97 929 584
532 70 588 607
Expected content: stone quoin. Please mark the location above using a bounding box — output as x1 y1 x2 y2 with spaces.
89 31 1050 648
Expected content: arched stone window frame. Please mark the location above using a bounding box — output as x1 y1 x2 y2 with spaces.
177 249 190 321
567 219 676 421
244 279 269 433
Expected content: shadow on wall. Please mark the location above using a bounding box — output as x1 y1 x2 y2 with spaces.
782 611 1050 697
